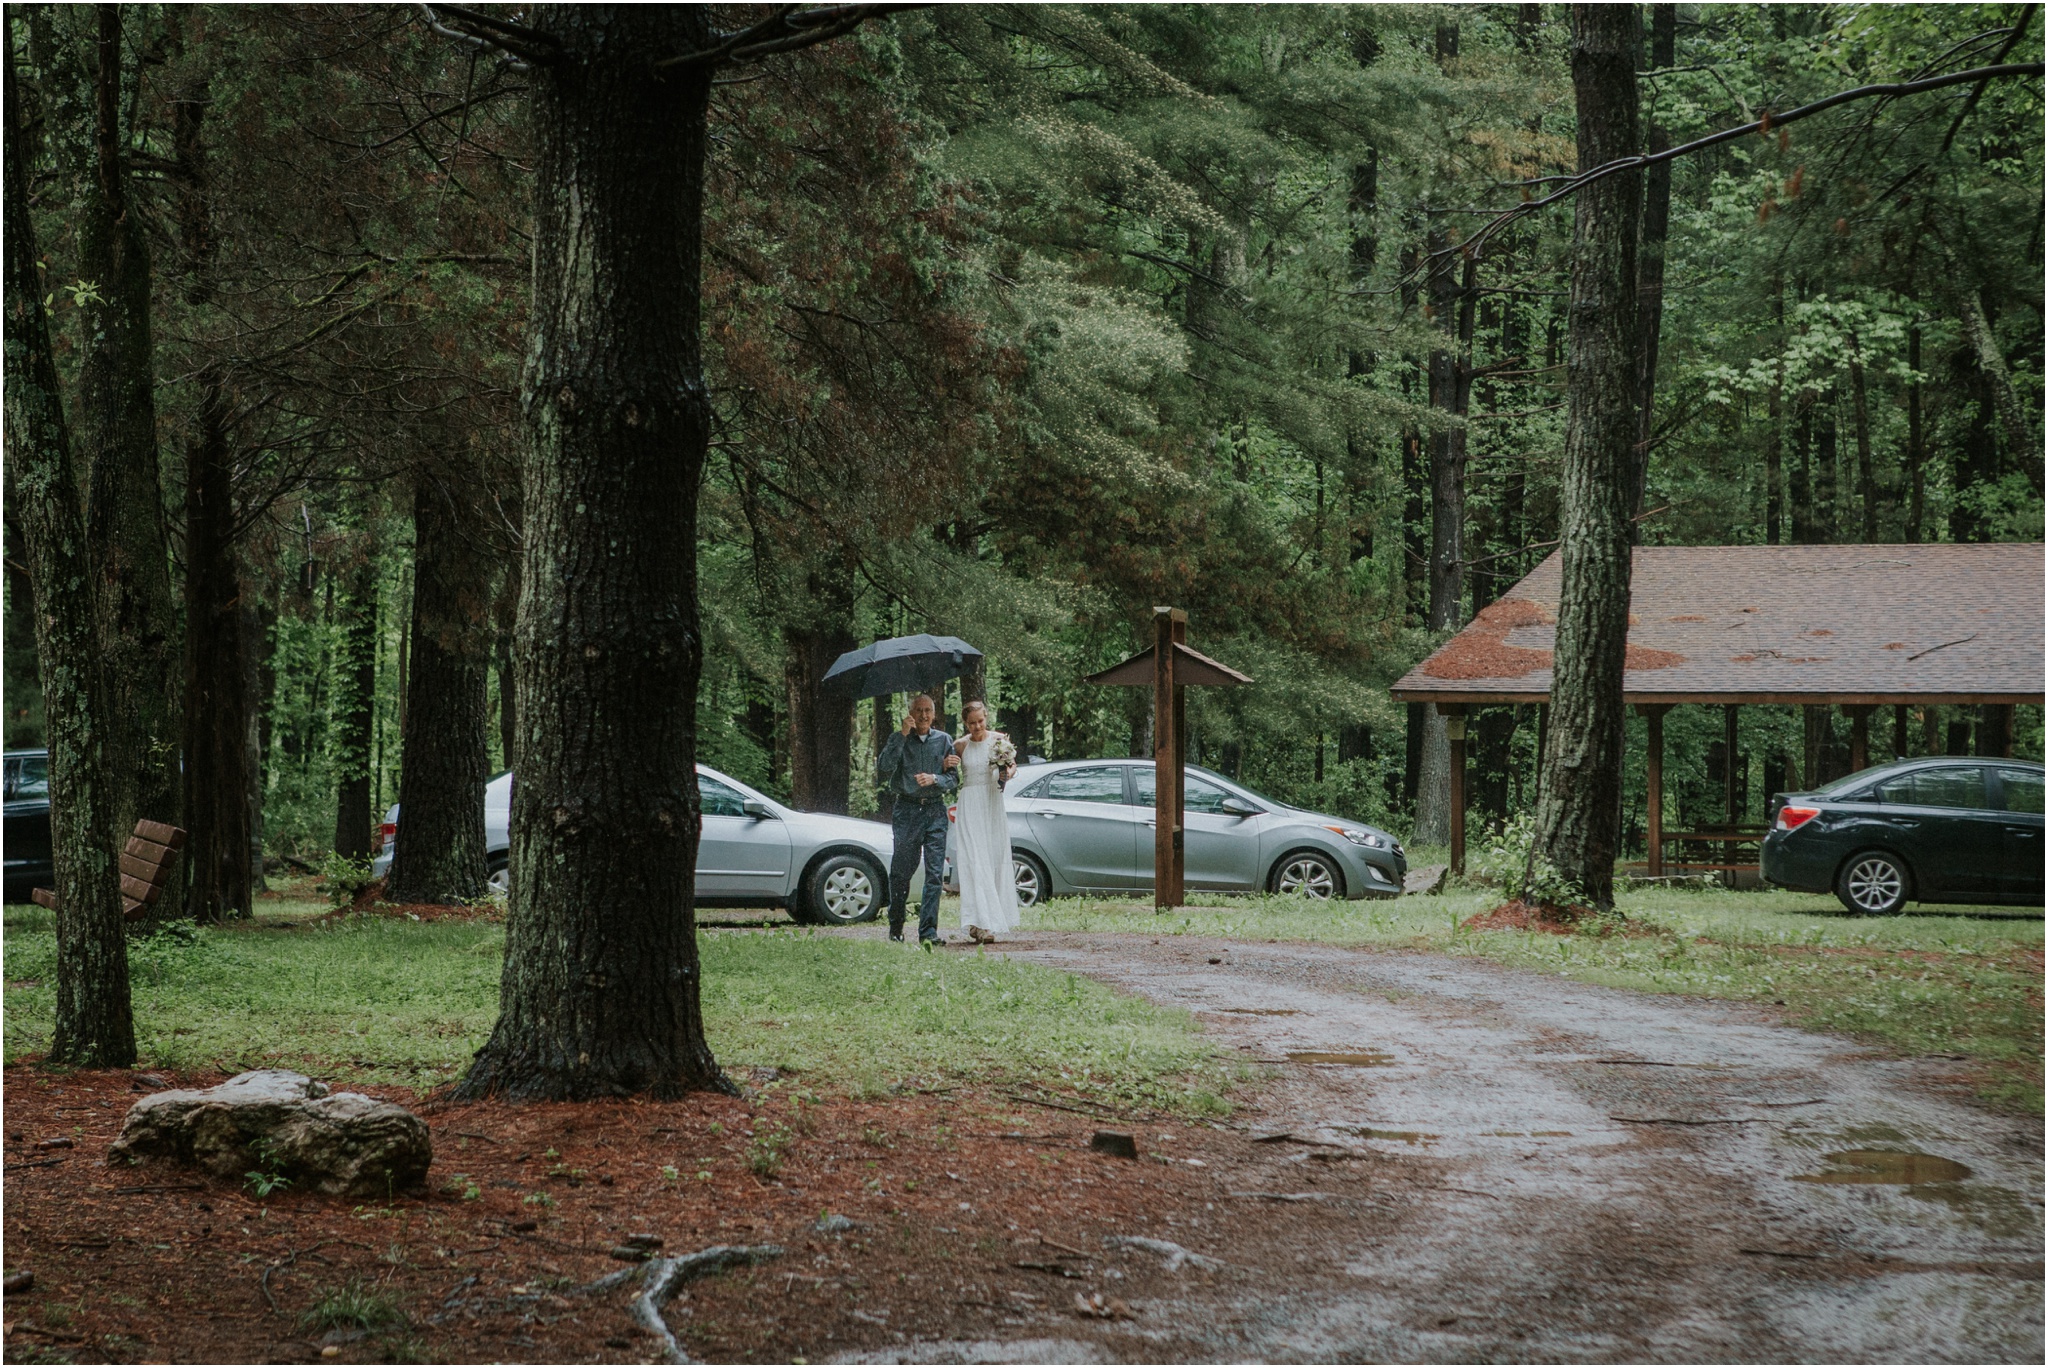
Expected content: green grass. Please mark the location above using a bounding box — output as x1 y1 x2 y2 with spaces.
2 900 1232 1114
1022 882 2045 1112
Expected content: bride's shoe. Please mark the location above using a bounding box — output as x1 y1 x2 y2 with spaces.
967 925 991 944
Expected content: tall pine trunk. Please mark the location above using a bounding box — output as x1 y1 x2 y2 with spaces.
331 550 379 861
1629 3 1674 525
1533 5 1641 911
174 66 251 924
6 52 135 1064
78 7 180 874
785 624 855 814
388 475 491 904
459 5 727 1101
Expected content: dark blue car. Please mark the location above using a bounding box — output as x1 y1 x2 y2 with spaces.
4 749 52 905
1762 756 2044 915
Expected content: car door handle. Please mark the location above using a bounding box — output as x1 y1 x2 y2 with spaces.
2006 826 2037 837
1889 818 1919 829
1037 811 1059 819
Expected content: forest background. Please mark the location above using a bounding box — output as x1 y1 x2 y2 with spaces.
5 2 2042 902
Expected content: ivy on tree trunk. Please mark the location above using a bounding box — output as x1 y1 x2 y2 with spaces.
1533 5 1642 911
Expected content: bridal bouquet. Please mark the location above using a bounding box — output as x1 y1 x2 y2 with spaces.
989 733 1018 788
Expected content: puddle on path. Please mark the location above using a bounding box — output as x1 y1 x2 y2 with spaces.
1288 1050 1395 1066
1217 1008 1302 1016
1792 1149 1974 1186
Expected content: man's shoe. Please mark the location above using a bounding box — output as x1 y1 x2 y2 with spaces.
888 928 905 943
921 936 942 952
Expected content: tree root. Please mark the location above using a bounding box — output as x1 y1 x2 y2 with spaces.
579 1243 782 1363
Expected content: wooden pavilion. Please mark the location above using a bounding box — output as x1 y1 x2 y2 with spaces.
1391 543 2045 875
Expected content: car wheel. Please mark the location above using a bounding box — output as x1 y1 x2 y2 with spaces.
804 853 884 926
1270 850 1344 900
1013 852 1049 908
1835 850 1910 916
486 858 511 898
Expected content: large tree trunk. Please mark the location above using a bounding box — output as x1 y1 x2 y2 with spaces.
1956 287 2036 465
1412 246 1475 848
77 6 181 884
1849 349 1876 541
388 475 492 904
174 66 252 925
331 550 379 861
1533 5 1641 911
5 52 135 1065
458 5 727 1102
181 369 252 924
785 623 855 814
1628 3 1674 524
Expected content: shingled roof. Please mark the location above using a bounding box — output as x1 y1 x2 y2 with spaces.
1391 543 2045 706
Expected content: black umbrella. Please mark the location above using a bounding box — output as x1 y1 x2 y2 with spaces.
821 634 983 699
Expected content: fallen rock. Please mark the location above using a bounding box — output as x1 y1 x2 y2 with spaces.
107 1069 430 1197
1088 1130 1138 1160
1404 863 1449 895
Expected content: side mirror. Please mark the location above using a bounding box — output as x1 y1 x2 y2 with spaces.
741 799 776 821
1219 797 1260 818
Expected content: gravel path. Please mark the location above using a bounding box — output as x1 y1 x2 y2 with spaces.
853 931 2043 1364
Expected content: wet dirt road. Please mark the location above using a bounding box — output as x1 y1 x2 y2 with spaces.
848 932 2043 1365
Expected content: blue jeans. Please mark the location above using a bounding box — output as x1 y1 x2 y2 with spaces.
889 798 949 941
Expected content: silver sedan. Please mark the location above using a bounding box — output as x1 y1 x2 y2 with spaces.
948 759 1405 905
370 764 896 925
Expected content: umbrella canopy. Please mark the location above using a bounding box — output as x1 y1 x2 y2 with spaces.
821 634 983 699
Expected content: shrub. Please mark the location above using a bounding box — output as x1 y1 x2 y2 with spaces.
1470 812 1581 908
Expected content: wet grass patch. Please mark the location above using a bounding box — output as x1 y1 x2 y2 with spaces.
2 902 1231 1114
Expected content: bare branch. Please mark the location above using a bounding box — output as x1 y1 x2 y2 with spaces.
415 4 554 69
653 4 928 72
1426 60 2046 276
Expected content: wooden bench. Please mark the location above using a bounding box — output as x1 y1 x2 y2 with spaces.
32 820 188 921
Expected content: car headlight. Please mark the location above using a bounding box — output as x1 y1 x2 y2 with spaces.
1325 825 1388 850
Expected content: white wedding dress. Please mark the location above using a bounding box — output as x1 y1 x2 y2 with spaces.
954 735 1020 935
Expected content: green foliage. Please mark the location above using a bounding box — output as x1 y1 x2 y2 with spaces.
746 1124 793 1180
299 1278 406 1333
245 1139 291 1198
1469 812 1578 908
318 852 378 909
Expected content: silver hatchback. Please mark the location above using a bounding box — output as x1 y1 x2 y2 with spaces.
371 763 896 925
947 759 1405 905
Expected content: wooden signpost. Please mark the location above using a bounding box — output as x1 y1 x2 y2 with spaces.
1085 607 1252 910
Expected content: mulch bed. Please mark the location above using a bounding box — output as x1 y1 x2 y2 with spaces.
1462 899 1586 935
0 1064 1309 1364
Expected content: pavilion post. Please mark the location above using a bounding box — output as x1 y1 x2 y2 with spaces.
1844 704 1873 773
1723 704 1739 884
1641 705 1668 877
1892 704 1908 760
1152 607 1187 911
1441 704 1467 874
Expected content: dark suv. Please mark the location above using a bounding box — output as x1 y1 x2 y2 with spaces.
1762 757 2044 915
4 749 52 905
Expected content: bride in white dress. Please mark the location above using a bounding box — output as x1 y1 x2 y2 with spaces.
952 702 1020 943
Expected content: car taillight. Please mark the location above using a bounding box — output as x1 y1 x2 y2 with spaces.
1775 805 1820 831
376 822 396 855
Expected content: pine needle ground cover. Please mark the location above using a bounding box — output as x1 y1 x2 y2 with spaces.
1 900 1231 1114
1023 886 2044 1112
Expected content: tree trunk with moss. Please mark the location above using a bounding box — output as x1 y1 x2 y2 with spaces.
5 52 135 1065
1533 5 1641 911
76 8 181 879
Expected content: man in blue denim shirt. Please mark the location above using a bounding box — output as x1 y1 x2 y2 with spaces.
875 693 957 946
